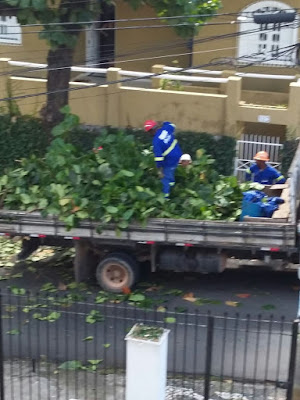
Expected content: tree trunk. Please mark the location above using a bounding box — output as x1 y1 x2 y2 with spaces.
41 46 74 133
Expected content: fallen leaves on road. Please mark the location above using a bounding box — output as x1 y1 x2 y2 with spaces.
261 304 276 310
236 293 251 299
195 298 222 306
183 292 197 302
225 301 242 307
122 286 131 295
145 286 162 292
82 336 94 342
165 317 176 324
58 282 67 291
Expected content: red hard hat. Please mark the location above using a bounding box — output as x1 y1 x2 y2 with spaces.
144 120 157 132
254 151 270 161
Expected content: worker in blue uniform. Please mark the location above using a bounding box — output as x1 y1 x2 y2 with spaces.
245 151 286 185
144 120 182 198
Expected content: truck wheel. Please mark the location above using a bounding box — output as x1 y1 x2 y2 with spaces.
96 253 139 293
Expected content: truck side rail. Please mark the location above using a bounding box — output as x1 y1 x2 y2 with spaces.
288 139 300 224
0 211 295 250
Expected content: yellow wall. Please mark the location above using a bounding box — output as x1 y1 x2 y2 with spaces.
0 26 49 65
1 0 300 77
119 87 226 132
193 0 300 75
114 2 190 71
4 62 300 140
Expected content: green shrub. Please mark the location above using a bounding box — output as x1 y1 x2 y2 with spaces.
0 115 48 173
0 114 236 177
281 139 299 176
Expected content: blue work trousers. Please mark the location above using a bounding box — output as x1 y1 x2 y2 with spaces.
161 166 176 197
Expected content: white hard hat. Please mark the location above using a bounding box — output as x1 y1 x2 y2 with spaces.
180 154 192 162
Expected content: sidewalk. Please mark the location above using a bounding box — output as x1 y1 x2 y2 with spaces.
2 360 286 400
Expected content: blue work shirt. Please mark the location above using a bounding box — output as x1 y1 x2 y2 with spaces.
245 164 286 185
152 122 182 168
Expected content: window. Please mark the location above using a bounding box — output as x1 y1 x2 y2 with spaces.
0 16 22 45
238 1 298 66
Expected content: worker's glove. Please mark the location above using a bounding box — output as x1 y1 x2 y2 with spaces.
158 169 164 179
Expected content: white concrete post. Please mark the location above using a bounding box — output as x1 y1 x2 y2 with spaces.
125 324 170 400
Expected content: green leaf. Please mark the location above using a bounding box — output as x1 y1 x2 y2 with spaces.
6 329 20 335
59 360 83 370
88 359 102 365
118 220 129 229
11 272 23 278
106 206 118 214
10 286 26 295
165 317 176 324
123 209 134 220
120 170 134 177
5 305 17 312
59 198 71 206
85 310 104 324
20 193 32 205
5 0 19 6
174 307 187 313
261 304 276 310
129 293 145 302
40 283 57 293
32 0 47 10
103 343 111 348
20 0 31 7
82 336 94 341
163 289 183 296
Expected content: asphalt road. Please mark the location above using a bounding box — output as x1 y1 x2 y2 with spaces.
0 254 298 387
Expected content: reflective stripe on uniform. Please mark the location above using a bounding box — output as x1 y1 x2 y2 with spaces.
275 175 284 181
169 182 175 186
246 168 251 174
154 157 164 161
162 139 178 157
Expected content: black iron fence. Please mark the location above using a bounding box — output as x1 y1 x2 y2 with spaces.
0 291 297 400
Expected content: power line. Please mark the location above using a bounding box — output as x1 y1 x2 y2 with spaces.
0 3 299 26
1 43 297 106
1 20 297 79
0 19 261 36
6 46 239 94
9 43 299 111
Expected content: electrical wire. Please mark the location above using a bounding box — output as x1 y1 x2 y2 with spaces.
0 19 265 36
10 46 299 112
0 3 299 26
1 20 298 79
6 45 239 95
1 42 298 106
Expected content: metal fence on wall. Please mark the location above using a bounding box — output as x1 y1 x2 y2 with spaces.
0 291 297 400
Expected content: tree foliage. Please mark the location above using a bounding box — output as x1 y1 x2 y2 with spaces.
126 0 222 37
4 0 99 48
0 107 243 231
2 0 222 126
4 0 222 46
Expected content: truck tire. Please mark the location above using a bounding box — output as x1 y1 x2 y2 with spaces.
96 252 139 293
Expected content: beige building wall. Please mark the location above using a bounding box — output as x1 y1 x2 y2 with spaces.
4 66 300 139
193 0 300 75
0 27 49 65
114 2 190 71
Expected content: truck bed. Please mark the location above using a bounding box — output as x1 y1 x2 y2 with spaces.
0 210 295 250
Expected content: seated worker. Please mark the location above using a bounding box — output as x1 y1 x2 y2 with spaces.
245 151 286 185
179 153 192 167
